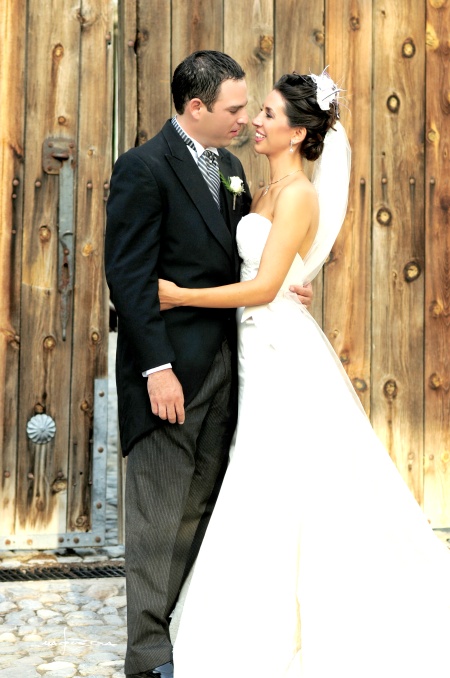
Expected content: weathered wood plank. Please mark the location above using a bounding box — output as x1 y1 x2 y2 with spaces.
224 0 274 196
136 1 171 143
372 0 425 504
68 0 114 536
424 0 450 527
0 0 26 539
275 0 325 325
324 0 372 414
16 0 82 537
275 0 324 78
117 0 138 154
172 0 223 68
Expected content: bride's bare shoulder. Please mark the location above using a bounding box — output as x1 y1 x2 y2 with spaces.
276 176 317 211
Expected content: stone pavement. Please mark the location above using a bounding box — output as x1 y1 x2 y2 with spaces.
0 578 126 678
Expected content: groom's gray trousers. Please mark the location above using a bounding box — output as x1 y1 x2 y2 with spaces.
124 339 236 674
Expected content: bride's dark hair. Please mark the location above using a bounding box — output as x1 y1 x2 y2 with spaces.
274 73 339 161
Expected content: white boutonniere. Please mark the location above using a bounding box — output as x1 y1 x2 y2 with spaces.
219 173 245 209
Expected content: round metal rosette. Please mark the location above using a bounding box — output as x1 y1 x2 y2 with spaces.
26 414 56 444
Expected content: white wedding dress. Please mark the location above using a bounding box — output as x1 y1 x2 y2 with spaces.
172 212 450 678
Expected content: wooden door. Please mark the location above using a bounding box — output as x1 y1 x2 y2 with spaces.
0 0 114 549
115 0 450 527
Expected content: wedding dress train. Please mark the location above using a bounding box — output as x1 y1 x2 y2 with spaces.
172 213 450 678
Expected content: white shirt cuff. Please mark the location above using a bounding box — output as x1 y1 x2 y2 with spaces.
142 363 172 377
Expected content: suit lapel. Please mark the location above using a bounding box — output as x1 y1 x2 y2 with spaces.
162 122 234 262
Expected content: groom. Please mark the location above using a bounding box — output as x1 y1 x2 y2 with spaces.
105 50 312 678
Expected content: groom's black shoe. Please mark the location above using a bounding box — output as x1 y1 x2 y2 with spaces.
126 662 174 678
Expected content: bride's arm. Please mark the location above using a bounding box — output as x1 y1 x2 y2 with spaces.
160 183 317 309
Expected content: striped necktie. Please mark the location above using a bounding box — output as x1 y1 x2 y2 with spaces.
172 117 221 208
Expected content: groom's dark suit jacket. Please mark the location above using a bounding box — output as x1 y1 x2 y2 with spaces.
105 120 251 455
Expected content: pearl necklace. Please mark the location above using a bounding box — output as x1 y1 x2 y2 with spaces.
262 169 302 197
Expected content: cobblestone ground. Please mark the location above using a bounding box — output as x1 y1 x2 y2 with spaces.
0 578 126 678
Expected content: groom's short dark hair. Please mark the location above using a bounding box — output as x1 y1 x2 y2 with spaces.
171 50 245 114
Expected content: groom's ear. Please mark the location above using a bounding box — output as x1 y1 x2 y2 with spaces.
187 98 204 120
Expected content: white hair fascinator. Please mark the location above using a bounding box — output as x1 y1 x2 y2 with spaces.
310 67 342 112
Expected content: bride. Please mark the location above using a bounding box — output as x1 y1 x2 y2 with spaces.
159 71 450 678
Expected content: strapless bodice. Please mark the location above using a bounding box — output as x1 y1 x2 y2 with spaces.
237 213 306 292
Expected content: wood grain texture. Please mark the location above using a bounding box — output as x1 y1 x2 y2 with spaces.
423 0 450 526
324 0 372 414
0 0 26 537
117 0 138 154
172 0 223 68
136 0 171 143
68 0 113 535
275 0 325 325
224 0 274 196
372 0 426 505
16 0 82 536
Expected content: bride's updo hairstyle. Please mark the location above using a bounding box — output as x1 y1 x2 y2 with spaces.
274 72 340 161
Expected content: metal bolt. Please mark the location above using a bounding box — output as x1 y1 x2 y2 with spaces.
98 446 104 453
429 373 442 390
409 177 415 185
376 207 392 226
58 537 64 543
96 502 102 509
5 540 11 546
12 178 19 186
74 537 80 544
39 226 51 242
95 536 101 543
99 391 105 397
27 472 34 479
87 181 93 189
353 378 367 392
314 30 324 45
387 94 400 113
35 180 42 188
58 116 66 125
383 379 398 399
402 39 415 58
91 332 100 343
43 335 56 350
403 260 421 283
381 177 387 185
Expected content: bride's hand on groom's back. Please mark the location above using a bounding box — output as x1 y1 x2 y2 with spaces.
289 282 313 307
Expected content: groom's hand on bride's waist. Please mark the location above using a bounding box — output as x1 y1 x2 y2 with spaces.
147 369 185 424
289 282 313 308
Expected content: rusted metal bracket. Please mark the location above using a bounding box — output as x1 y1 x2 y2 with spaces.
43 138 76 341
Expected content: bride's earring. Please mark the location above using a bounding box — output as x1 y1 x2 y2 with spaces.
289 139 294 153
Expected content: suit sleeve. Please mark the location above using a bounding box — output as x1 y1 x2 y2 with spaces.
105 150 176 372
